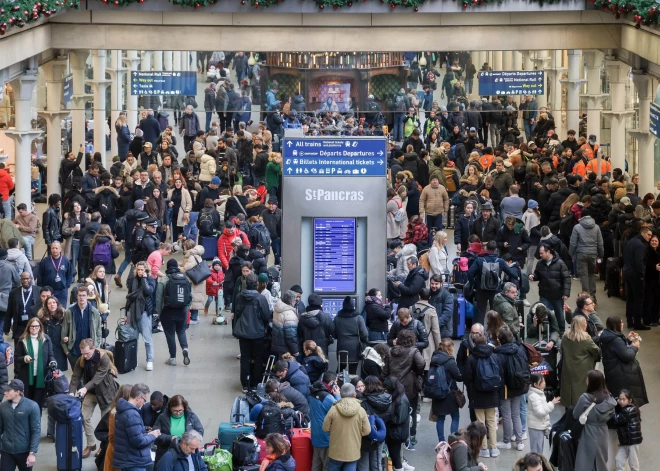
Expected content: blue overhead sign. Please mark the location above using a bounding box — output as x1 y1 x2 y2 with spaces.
63 75 73 104
478 70 545 96
130 71 197 96
282 137 387 177
650 102 660 139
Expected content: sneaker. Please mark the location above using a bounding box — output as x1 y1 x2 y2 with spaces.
189 320 199 325
404 440 415 451
489 448 500 458
479 449 490 458
496 441 511 450
146 362 153 371
522 299 530 307
521 432 528 441
516 442 525 451
183 348 190 366
165 358 177 366
236 354 241 360
410 435 418 445
242 387 249 394
416 414 421 423
402 460 415 471
422 397 432 403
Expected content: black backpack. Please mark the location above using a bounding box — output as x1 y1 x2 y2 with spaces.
480 261 501 291
230 433 259 468
115 216 127 242
98 192 115 220
504 350 531 390
255 400 284 439
413 305 432 323
198 210 215 237
249 224 271 255
164 273 192 308
130 226 146 263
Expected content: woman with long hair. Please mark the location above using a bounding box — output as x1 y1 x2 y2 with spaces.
524 162 542 202
429 230 450 278
382 377 410 471
15 317 55 412
61 200 89 279
359 376 391 470
120 153 138 181
559 193 580 220
38 296 67 371
88 224 119 281
301 340 328 384
167 178 193 244
450 422 488 471
485 310 504 347
115 114 131 161
560 316 600 408
522 200 541 273
635 192 655 222
573 370 616 470
103 383 133 471
145 187 167 241
87 265 110 305
225 185 249 222
386 187 404 242
642 234 660 326
430 338 463 443
152 394 205 465
460 163 482 186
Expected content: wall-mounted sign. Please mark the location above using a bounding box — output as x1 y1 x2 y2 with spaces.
63 75 73 104
650 102 660 139
130 71 197 96
478 71 545 96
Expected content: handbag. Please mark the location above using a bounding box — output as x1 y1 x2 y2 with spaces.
187 255 212 285
453 386 467 409
578 401 596 425
115 318 138 343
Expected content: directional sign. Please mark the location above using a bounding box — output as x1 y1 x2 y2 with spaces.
63 75 73 104
651 102 660 139
282 137 387 177
130 71 197 96
478 70 545 96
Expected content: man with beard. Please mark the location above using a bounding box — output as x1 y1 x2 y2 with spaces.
428 275 454 338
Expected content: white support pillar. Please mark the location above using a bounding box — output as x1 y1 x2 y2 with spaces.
108 50 128 159
581 50 607 144
629 72 655 195
531 51 551 109
549 50 566 138
124 51 140 132
190 52 198 73
522 51 533 72
4 73 41 211
173 51 182 71
38 59 69 197
89 50 111 167
561 50 585 137
502 51 513 71
512 51 523 71
69 51 92 173
493 51 503 71
163 51 173 71
603 59 634 172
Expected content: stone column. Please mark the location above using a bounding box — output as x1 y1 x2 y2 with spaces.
38 59 69 197
629 72 655 195
190 52 198 73
531 51 551 109
581 50 607 143
4 73 41 211
549 50 566 138
163 51 173 71
69 51 92 173
89 50 111 167
603 59 635 172
173 51 182 71
522 51 533 72
108 50 127 159
502 51 513 71
124 51 140 132
561 50 585 137
493 51 503 71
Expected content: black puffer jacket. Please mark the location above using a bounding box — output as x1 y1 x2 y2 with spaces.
333 303 368 363
546 186 579 225
599 329 648 407
387 319 429 351
247 249 268 275
364 298 392 335
495 224 530 266
298 308 335 353
532 251 571 300
609 404 643 446
396 266 429 309
360 391 393 451
494 341 529 399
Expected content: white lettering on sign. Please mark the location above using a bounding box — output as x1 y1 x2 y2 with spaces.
305 190 364 201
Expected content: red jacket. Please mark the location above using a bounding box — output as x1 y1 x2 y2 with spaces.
206 269 225 296
0 169 15 202
217 228 250 269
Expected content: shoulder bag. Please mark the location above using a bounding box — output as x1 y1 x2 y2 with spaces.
187 254 212 285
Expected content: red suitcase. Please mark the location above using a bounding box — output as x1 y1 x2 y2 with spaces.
290 428 312 471
257 437 268 463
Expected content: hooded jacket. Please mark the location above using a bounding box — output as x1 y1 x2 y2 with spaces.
599 329 648 407
429 351 462 416
217 227 249 270
495 222 530 266
301 355 328 385
387 317 429 351
308 382 338 448
535 233 571 268
623 234 648 280
396 266 429 309
233 289 271 340
298 307 334 354
532 252 571 300
364 296 392 335
464 343 500 409
382 345 425 399
527 386 555 431
334 300 368 362
272 299 300 356
6 248 31 278
467 253 519 293
429 287 454 338
281 360 311 398
322 397 371 462
492 293 520 338
113 398 157 469
569 216 604 258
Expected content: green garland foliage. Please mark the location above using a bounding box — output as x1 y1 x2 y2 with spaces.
592 0 659 27
0 0 79 35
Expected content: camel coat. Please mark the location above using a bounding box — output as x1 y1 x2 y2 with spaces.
182 245 207 311
167 187 193 227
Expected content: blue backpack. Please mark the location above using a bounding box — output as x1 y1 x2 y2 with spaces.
423 364 451 399
475 355 501 392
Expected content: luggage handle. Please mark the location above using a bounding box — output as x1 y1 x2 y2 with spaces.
261 355 276 385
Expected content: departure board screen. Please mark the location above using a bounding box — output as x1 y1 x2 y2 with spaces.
313 218 356 293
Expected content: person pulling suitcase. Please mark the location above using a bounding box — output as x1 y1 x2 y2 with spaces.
0 379 41 470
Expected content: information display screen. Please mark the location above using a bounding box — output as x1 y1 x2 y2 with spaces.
313 218 356 293
322 297 357 319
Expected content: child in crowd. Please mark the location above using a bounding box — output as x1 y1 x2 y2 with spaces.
609 389 642 471
527 373 560 454
205 258 224 317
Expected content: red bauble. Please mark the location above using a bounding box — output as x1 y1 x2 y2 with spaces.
413 6 418 10
473 0 477 4
241 0 245 3
348 1 352 5
37 2 42 7
113 1 119 5
633 14 641 21
44 11 50 16
195 2 201 6
0 8 4 13
24 10 29 15
462 2 467 7
390 3 395 7
11 5 19 10
319 3 324 7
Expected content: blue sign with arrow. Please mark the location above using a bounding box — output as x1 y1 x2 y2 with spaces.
130 71 197 96
62 75 73 104
651 102 660 139
282 137 387 177
479 70 545 96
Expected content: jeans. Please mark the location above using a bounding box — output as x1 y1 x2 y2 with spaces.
465 78 473 94
474 408 497 450
500 396 523 445
409 395 419 436
540 297 566 333
357 443 384 471
121 468 147 471
1 199 11 220
523 120 535 141
189 309 198 322
239 338 266 388
137 312 154 362
489 124 500 148
436 409 460 442
71 239 81 278
615 444 640 471
205 295 223 312
576 253 597 299
526 247 536 276
117 244 132 277
272 237 281 265
161 313 188 359
393 113 406 141
328 458 357 471
205 111 213 131
529 428 545 454
22 235 34 260
520 393 527 434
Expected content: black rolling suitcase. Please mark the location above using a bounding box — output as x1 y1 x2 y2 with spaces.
558 431 577 471
606 257 620 298
115 339 138 374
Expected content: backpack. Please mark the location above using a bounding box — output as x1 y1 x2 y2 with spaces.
82 227 97 248
443 168 457 192
413 305 432 323
255 400 285 439
480 261 501 291
449 78 458 89
394 94 407 112
249 224 271 255
98 192 115 219
447 145 457 162
368 101 380 113
559 212 577 238
452 257 469 286
164 272 192 308
230 433 260 468
475 355 501 392
198 211 215 237
426 70 436 84
0 341 13 366
391 199 406 223
230 395 251 424
504 350 531 390
423 364 451 399
92 240 112 266
115 216 127 242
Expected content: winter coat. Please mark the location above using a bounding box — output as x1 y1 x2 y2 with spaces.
599 329 648 407
0 396 40 455
494 341 529 399
152 409 205 464
387 318 429 351
113 398 157 469
454 213 477 251
623 234 648 280
364 297 391 335
216 228 249 270
166 188 193 227
382 345 425 399
428 244 450 278
609 403 643 446
495 224 530 266
412 301 441 369
396 266 429 309
334 307 368 363
233 290 271 340
527 386 555 431
388 244 416 279
547 187 578 224
559 336 600 407
532 252 571 300
205 270 224 297
301 355 328 385
491 293 520 337
569 216 604 259
69 349 119 409
386 196 404 240
281 360 310 398
199 154 216 183
298 308 334 354
573 393 616 471
322 397 371 462
536 233 571 268
139 115 162 146
308 383 338 448
419 185 449 217
525 303 561 345
464 343 500 409
279 382 310 416
470 215 500 244
14 334 56 389
429 287 454 338
156 439 208 471
6 248 31 279
116 124 131 160
272 300 299 356
61 304 102 355
181 245 207 311
429 351 462 416
43 318 67 370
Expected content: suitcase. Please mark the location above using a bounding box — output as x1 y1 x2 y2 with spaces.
230 396 251 425
558 430 577 471
290 428 313 471
336 350 350 386
447 205 456 229
451 291 466 340
606 257 620 298
114 338 138 374
530 322 559 399
257 437 268 463
218 422 255 450
55 417 83 471
256 355 276 398
200 235 218 260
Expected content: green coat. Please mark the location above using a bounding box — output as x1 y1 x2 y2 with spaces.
559 336 600 408
265 161 282 190
492 292 519 337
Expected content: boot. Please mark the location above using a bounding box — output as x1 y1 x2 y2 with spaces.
113 274 123 288
204 306 209 316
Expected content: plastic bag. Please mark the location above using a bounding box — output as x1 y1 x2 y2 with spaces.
203 448 232 471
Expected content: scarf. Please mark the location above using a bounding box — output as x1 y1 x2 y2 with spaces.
26 336 45 388
364 295 383 306
259 453 279 471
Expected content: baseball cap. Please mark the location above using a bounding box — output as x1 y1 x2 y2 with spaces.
134 199 145 209
469 127 476 132
144 142 152 148
620 196 632 206
7 379 24 392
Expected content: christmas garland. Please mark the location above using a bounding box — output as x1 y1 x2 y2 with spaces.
592 0 660 28
0 0 79 35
